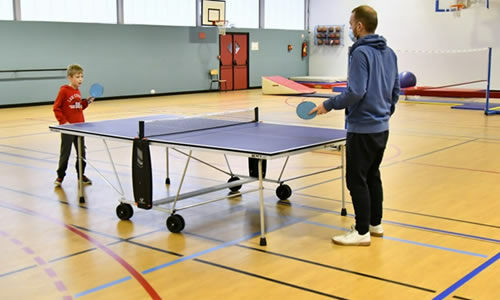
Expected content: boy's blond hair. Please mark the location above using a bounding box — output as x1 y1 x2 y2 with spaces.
67 64 83 77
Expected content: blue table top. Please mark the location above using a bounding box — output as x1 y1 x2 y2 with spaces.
50 115 346 157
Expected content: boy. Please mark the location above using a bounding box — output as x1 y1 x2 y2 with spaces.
53 64 94 187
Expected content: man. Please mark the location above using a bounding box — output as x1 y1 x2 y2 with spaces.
310 5 400 246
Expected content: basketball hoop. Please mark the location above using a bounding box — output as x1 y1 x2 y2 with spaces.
450 3 465 10
212 20 228 36
450 0 467 16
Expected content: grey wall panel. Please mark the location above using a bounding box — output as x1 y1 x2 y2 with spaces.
241 28 309 87
0 21 308 106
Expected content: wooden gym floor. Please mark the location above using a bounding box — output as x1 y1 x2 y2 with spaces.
0 89 498 299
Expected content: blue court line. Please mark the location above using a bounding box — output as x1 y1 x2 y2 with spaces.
433 252 500 300
0 158 53 171
142 231 260 274
0 132 48 140
73 217 304 298
142 216 304 275
293 202 500 244
302 220 489 258
72 232 260 297
74 276 131 298
0 150 231 187
0 264 37 278
382 220 500 244
0 186 60 203
1 151 496 295
0 143 55 156
382 236 488 258
0 150 58 163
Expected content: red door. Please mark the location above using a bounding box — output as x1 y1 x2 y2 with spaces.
219 33 248 91
233 34 248 90
220 34 233 90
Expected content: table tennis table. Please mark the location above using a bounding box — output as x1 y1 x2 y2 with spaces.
49 107 347 245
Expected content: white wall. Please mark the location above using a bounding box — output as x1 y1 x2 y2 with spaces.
309 0 500 89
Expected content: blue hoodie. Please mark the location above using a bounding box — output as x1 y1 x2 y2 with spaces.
323 34 400 133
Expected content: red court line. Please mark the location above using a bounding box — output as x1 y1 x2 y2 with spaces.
63 224 161 299
0 201 161 300
406 161 500 174
284 97 302 108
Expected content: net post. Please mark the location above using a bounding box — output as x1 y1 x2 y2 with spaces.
485 47 493 115
139 120 145 138
254 107 259 122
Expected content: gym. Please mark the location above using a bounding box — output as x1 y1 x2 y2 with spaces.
0 1 498 299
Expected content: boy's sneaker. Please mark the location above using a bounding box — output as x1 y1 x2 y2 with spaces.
332 225 371 246
81 175 92 185
54 177 63 187
369 224 384 237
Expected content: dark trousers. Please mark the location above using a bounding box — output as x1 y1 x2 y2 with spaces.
346 131 389 235
56 133 86 179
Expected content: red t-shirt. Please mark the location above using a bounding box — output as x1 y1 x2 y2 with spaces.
53 85 89 124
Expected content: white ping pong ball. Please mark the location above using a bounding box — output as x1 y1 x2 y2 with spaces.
150 89 156 94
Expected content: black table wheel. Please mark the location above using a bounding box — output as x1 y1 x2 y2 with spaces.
166 214 185 233
276 184 292 200
116 203 134 220
228 176 242 192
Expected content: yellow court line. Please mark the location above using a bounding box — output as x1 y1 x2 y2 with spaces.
400 100 455 106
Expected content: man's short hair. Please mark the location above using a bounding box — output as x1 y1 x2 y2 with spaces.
352 5 378 33
67 64 83 77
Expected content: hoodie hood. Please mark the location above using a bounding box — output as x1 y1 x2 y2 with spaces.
349 34 387 55
61 84 79 92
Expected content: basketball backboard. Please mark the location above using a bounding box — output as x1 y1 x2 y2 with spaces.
202 0 226 26
435 0 488 12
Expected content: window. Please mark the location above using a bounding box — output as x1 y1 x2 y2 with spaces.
265 0 305 30
226 0 259 28
0 0 13 20
21 0 116 23
124 0 196 26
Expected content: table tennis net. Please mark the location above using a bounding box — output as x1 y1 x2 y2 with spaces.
140 108 258 138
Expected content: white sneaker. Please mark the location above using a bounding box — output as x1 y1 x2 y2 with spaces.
369 224 384 237
332 225 370 246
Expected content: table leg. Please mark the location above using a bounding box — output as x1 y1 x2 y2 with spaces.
258 159 267 246
77 136 85 203
341 145 347 216
165 148 170 185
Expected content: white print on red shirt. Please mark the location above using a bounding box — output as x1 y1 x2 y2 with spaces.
67 93 81 102
67 93 83 109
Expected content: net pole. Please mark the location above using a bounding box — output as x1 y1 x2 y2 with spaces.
484 47 492 115
139 121 145 138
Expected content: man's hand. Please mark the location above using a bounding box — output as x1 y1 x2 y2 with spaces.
309 103 328 115
87 97 95 104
